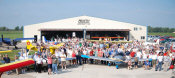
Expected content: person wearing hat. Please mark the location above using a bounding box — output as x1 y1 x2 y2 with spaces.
33 52 38 72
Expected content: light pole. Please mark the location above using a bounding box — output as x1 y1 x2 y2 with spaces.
83 25 87 40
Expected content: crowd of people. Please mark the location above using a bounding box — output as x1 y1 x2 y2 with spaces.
0 37 175 75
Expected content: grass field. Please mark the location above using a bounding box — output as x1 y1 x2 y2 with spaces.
0 50 20 61
0 50 20 65
148 32 175 37
0 31 23 39
0 50 36 65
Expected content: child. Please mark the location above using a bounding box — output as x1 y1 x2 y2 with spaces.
128 59 132 70
134 57 138 69
144 59 150 70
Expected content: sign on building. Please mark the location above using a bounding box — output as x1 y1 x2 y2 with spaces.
78 19 90 25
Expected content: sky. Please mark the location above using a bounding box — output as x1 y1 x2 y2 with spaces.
0 0 175 29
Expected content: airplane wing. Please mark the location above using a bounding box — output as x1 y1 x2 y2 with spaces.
0 59 34 72
66 57 76 61
0 50 12 53
81 55 124 62
14 38 34 41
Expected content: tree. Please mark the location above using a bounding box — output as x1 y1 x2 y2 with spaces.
15 26 20 31
0 26 8 31
147 26 152 33
20 26 23 31
169 28 175 33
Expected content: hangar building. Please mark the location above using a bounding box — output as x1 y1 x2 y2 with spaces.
24 16 147 41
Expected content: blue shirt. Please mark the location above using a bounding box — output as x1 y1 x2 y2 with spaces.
125 51 130 56
3 57 10 63
144 61 150 66
109 50 113 56
100 44 103 48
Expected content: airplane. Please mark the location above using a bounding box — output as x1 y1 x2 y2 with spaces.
26 40 65 54
143 39 159 45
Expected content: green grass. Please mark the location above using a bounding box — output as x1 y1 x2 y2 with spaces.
0 50 20 61
0 31 23 39
148 32 175 37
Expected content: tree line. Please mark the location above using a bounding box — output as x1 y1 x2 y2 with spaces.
0 26 23 31
0 26 174 33
148 26 175 33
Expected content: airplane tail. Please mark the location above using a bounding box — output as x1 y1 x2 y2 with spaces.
156 39 160 44
42 36 47 43
26 40 38 51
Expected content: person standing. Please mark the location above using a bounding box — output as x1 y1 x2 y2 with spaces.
52 54 58 74
36 55 42 73
134 57 138 69
72 50 77 65
33 52 38 72
60 50 67 70
82 49 88 64
156 53 164 71
42 56 47 72
15 55 19 75
3 54 10 75
128 59 132 70
152 52 157 68
19 51 26 74
163 54 170 72
77 49 82 65
89 49 94 64
47 55 52 75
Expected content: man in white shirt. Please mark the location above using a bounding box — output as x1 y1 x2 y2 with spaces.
55 49 60 58
33 52 38 72
136 51 142 59
156 53 164 71
19 52 26 74
36 55 42 73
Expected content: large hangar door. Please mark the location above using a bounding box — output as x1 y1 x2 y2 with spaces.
87 31 129 41
41 31 83 40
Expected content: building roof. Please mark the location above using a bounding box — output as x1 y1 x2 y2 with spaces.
25 16 146 30
39 29 130 31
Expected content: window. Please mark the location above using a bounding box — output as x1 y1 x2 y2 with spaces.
139 27 142 30
134 27 138 31
141 36 145 39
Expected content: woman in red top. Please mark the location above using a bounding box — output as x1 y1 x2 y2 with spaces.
98 49 104 64
72 50 76 65
47 55 52 75
89 49 94 64
89 49 94 56
98 49 103 57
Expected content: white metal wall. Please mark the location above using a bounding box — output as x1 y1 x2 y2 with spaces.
24 16 147 41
